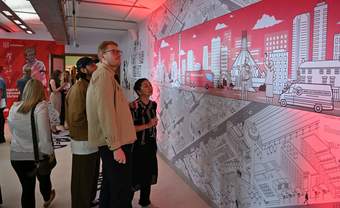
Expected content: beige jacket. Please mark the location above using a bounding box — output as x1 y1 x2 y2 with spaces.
86 63 136 150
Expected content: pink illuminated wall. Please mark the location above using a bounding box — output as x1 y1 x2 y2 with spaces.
153 0 340 116
143 0 340 207
0 39 64 114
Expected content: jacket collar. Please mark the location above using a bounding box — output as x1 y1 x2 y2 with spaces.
98 62 117 74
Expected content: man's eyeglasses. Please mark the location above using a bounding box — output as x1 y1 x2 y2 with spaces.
103 49 123 55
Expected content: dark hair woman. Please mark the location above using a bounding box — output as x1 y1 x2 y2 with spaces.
130 78 158 208
49 70 66 115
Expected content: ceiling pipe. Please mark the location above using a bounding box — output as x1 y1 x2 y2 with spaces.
77 0 149 9
72 0 79 47
29 0 69 43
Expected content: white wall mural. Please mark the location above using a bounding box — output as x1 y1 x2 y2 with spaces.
151 0 340 116
120 0 340 207
155 85 340 208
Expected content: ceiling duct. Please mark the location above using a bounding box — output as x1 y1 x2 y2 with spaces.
29 0 69 43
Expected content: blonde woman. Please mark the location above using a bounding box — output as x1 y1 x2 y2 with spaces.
8 79 55 208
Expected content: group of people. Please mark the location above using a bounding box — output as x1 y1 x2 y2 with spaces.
7 40 159 208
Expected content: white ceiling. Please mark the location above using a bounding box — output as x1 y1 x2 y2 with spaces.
65 0 168 46
0 0 260 46
0 0 167 43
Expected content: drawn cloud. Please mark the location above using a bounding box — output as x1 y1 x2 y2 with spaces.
160 40 169 48
215 23 227 30
337 21 340 25
192 34 197 38
253 14 283 30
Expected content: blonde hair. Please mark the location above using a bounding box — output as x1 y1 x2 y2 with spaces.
97 41 118 60
17 79 46 114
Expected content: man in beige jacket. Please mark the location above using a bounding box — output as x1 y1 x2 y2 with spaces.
86 41 136 208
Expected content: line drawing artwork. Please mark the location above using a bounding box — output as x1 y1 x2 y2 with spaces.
151 0 340 116
156 85 340 207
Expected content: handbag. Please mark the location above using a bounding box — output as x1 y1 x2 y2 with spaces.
31 105 57 175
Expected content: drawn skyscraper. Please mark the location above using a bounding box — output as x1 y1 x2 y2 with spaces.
270 49 288 94
187 50 194 71
211 37 221 86
203 45 209 70
221 46 228 72
334 34 340 60
312 2 328 61
292 13 310 80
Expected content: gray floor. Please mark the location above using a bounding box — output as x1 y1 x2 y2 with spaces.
0 124 209 208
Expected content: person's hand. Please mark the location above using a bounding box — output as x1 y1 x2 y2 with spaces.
147 117 158 128
113 148 126 164
61 82 67 88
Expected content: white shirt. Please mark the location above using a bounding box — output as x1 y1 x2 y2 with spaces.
8 101 54 161
71 139 98 155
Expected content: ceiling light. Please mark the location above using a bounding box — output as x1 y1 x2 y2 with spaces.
0 1 35 34
13 19 21 24
2 10 12 16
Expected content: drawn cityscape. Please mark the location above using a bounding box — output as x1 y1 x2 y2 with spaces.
155 85 340 208
152 0 340 116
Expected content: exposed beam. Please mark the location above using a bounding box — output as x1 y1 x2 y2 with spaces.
0 22 13 32
29 0 69 44
123 0 137 20
67 25 128 32
77 0 150 9
65 16 137 24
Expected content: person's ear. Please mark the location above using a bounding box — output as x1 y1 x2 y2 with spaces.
80 68 87 73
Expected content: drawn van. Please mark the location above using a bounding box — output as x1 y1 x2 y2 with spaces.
279 83 334 113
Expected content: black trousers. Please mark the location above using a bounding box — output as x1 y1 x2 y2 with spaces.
71 152 100 208
11 160 52 208
0 108 5 143
98 145 133 208
131 184 151 206
0 185 3 204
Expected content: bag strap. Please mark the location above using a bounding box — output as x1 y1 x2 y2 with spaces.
30 105 39 164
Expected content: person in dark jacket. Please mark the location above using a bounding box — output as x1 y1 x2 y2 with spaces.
65 57 99 208
17 67 32 101
0 68 7 143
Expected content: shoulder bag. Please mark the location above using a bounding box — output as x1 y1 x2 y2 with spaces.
31 105 57 175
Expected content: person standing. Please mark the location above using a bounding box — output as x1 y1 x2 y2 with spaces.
8 79 55 208
264 53 275 103
17 67 32 101
0 70 6 143
65 57 100 208
130 78 158 208
49 70 65 114
60 71 71 126
86 41 136 208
